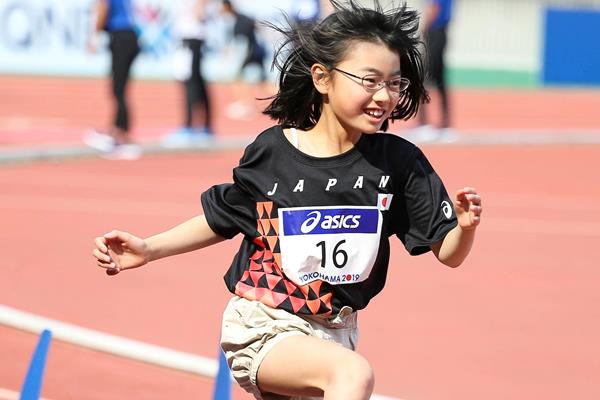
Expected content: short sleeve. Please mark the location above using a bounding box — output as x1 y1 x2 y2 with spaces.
200 147 260 239
395 148 457 255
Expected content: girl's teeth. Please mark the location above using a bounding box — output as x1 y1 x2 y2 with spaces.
366 110 383 117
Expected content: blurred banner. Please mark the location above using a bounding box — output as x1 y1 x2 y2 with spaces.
0 0 319 80
446 0 600 87
0 0 104 77
542 8 600 86
0 0 598 86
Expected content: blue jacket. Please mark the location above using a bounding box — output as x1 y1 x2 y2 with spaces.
105 0 136 32
430 0 452 30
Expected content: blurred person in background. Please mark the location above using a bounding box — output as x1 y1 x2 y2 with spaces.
162 0 214 148
412 0 455 143
85 0 141 160
221 0 270 120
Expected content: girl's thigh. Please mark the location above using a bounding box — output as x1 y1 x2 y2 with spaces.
256 335 372 399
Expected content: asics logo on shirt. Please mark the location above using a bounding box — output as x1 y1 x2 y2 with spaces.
281 207 379 236
300 211 361 233
441 201 453 219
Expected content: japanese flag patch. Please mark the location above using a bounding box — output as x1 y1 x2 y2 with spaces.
377 193 393 211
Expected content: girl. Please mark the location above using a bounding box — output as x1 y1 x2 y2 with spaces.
92 1 482 399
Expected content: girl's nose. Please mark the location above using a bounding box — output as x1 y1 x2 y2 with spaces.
372 84 393 103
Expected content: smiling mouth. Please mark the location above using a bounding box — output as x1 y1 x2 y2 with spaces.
365 109 385 118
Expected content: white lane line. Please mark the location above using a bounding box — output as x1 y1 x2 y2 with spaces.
0 304 218 378
0 387 52 400
0 305 405 399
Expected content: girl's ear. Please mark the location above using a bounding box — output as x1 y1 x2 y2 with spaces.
311 64 329 94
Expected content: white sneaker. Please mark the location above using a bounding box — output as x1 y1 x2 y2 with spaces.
437 128 459 143
83 129 115 152
225 101 255 120
408 125 439 143
161 127 212 149
102 143 142 160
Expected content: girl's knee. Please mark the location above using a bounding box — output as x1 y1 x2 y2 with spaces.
330 353 375 396
350 356 375 392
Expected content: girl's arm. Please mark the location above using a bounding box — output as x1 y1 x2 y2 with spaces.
93 215 225 275
431 187 482 268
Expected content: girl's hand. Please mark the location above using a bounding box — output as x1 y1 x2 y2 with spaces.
92 230 149 276
454 187 482 230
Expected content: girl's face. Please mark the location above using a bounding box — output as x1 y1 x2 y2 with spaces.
324 41 402 135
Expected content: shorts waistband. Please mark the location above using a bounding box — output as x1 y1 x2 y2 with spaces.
301 306 357 329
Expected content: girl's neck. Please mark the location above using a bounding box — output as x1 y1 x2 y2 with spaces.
297 114 361 158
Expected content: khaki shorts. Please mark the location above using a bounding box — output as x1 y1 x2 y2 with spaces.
220 296 359 400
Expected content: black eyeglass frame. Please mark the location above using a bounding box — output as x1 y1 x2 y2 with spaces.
332 67 410 94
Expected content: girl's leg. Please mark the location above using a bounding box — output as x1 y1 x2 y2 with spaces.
256 335 374 400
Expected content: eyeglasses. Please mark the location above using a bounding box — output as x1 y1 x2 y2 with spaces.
332 67 410 95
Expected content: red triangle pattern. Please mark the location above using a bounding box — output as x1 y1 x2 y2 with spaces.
306 299 321 314
288 296 306 313
249 270 264 286
269 218 279 235
233 201 334 315
284 281 298 295
266 274 281 290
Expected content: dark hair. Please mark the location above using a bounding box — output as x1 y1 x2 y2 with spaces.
263 0 429 132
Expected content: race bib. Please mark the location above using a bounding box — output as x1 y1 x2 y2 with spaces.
278 206 382 285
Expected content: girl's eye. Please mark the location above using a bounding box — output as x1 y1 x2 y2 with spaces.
362 76 380 89
389 79 402 88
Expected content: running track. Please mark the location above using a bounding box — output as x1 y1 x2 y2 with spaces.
1 76 600 399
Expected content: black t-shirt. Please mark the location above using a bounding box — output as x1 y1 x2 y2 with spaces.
201 125 457 316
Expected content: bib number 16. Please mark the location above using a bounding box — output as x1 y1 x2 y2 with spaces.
316 239 348 269
278 206 382 285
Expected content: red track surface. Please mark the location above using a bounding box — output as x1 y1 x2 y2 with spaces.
2 76 600 147
1 76 600 399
